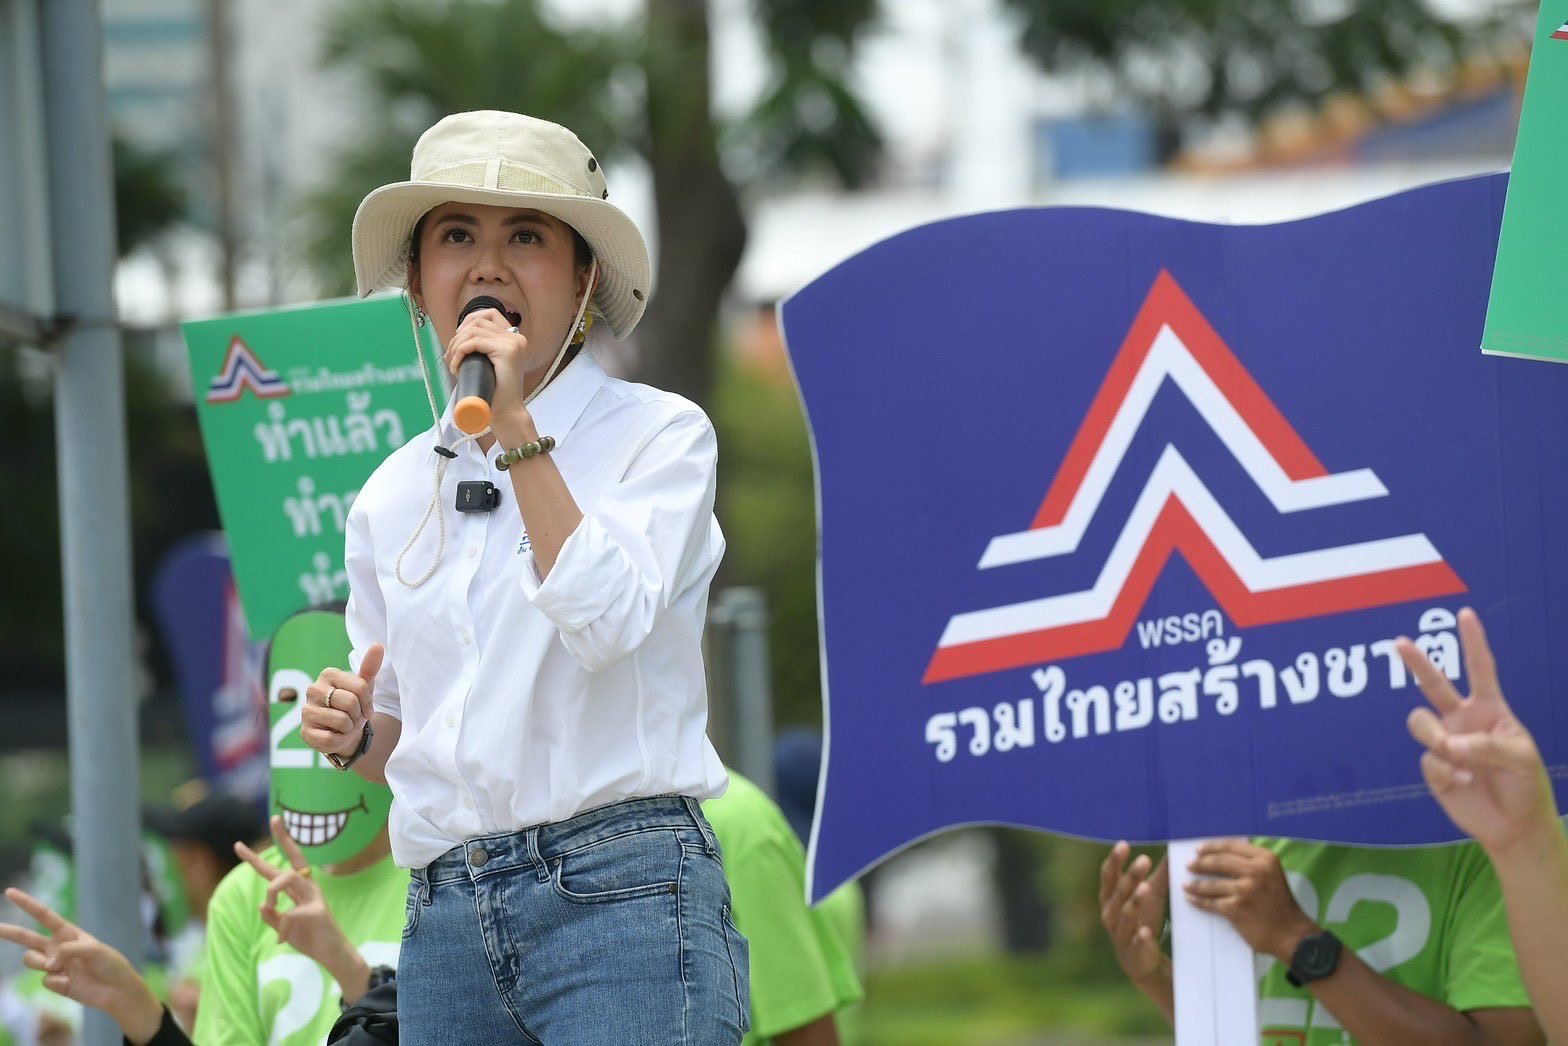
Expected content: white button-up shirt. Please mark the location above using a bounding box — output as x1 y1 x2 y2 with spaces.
344 352 729 869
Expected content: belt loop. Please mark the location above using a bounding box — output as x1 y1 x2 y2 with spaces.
681 796 720 857
527 826 549 882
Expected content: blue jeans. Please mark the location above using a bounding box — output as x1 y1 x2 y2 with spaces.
397 795 750 1044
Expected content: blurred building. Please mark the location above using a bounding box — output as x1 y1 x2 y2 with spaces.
735 0 1523 314
103 0 207 192
105 0 366 387
96 0 1525 366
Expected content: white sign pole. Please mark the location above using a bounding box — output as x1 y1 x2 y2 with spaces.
1168 838 1260 1044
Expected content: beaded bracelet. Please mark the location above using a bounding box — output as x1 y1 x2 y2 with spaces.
495 435 556 470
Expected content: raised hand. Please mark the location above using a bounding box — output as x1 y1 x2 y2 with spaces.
301 645 383 760
0 887 164 1045
235 815 372 1003
1099 841 1170 986
1396 608 1557 857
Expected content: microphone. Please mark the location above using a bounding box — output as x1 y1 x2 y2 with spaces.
452 295 518 434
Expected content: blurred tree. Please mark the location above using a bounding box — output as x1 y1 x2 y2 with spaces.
1003 0 1527 151
299 1 630 294
0 349 60 692
0 135 194 701
0 339 219 705
708 355 819 725
113 135 187 257
301 0 881 406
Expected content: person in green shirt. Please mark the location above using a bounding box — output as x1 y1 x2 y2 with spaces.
0 815 404 1046
194 607 409 1045
705 772 862 1045
196 819 405 1045
1100 834 1542 1044
773 728 869 987
0 609 405 1046
145 791 267 1028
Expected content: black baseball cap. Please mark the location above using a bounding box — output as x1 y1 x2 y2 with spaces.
145 794 267 859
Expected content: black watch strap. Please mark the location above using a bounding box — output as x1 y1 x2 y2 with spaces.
327 719 374 771
1286 929 1343 987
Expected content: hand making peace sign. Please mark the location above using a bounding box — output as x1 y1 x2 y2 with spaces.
1396 607 1557 857
234 815 373 1003
0 886 167 1044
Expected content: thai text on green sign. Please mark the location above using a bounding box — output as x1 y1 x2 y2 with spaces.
183 296 442 638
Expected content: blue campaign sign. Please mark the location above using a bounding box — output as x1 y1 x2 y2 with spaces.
149 533 270 802
781 173 1568 901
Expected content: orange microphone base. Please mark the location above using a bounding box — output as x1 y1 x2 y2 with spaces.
453 396 492 435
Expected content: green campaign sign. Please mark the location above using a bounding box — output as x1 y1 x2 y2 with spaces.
1482 0 1568 362
183 296 441 638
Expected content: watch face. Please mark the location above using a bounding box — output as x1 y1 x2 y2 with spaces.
1298 934 1341 976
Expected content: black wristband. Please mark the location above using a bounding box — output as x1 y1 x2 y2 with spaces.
327 719 374 771
127 1005 193 1046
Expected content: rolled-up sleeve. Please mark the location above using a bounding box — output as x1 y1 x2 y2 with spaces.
521 409 723 671
344 498 402 719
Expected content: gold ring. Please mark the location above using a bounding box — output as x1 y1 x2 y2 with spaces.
298 867 313 879
323 688 336 709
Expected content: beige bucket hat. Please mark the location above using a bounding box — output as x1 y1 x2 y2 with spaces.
351 110 651 339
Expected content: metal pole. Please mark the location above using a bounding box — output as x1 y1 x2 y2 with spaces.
40 3 142 1043
718 587 775 795
207 0 238 310
703 597 737 767
0 0 53 327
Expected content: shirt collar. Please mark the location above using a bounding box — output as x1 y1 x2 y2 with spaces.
437 350 608 450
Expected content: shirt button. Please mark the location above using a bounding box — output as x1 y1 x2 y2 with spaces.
445 712 457 728
468 845 487 866
459 629 471 645
466 546 477 559
463 796 474 811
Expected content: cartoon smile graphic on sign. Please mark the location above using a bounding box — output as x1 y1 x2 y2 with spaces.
925 272 1466 684
266 608 391 864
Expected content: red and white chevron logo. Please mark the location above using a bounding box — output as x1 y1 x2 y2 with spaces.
206 335 290 404
1552 19 1568 39
924 271 1466 684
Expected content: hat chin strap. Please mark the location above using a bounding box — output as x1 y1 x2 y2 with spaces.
526 256 597 407
394 257 600 590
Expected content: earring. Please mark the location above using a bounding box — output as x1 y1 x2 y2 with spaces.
415 306 428 329
571 310 594 345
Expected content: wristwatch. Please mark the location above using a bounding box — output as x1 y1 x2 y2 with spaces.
327 719 374 771
1286 929 1343 987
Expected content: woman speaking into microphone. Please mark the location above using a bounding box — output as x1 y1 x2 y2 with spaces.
298 110 747 1044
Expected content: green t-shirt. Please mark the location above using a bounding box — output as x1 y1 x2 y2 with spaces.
194 848 408 1046
705 773 863 1045
1257 838 1530 1046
